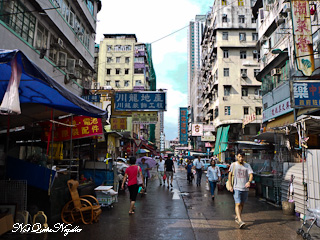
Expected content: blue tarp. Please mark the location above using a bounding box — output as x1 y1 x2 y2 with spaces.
0 49 107 118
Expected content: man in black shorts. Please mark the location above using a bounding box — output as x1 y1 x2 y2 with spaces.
164 157 175 189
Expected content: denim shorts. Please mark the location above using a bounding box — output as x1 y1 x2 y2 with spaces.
233 190 248 204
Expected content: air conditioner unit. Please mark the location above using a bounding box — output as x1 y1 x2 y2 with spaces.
83 69 92 76
271 68 281 76
223 96 228 101
91 82 100 89
76 59 83 67
222 14 227 18
241 73 247 78
58 38 63 48
259 8 264 21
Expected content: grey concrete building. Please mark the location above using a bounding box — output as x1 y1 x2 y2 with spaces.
0 0 102 96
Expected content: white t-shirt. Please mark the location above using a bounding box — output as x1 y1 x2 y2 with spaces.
157 161 165 171
206 166 221 181
229 162 253 191
193 159 204 169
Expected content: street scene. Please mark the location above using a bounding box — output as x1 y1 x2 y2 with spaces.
1 0 320 240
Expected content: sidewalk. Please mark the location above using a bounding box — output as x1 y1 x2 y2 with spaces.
2 163 320 240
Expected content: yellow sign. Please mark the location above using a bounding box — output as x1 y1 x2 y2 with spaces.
111 118 127 130
292 0 314 76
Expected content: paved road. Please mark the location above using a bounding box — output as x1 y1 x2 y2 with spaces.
3 163 320 240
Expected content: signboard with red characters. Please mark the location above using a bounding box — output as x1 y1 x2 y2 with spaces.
43 116 103 142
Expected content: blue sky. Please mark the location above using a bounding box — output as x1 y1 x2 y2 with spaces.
96 0 213 140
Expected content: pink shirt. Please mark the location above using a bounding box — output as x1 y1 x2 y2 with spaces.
125 165 141 186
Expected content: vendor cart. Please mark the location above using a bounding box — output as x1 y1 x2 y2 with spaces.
94 186 118 208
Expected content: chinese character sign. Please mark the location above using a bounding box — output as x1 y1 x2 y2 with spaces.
179 108 188 144
115 92 166 111
192 124 203 136
132 112 158 124
292 0 315 76
42 116 103 141
293 81 320 107
111 118 127 130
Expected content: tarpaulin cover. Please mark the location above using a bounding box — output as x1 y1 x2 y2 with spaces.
0 49 107 118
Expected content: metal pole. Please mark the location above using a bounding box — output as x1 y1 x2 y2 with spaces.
48 109 55 196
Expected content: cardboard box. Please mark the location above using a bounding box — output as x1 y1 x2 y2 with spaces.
0 214 14 236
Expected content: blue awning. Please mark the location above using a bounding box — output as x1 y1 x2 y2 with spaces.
0 49 106 119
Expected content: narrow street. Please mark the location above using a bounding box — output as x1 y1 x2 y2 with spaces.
3 163 320 240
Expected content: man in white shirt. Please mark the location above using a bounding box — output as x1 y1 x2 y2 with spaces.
157 156 165 186
192 156 204 186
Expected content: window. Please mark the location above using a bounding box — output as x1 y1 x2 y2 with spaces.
116 69 120 74
86 0 94 15
222 32 228 40
36 22 48 50
58 51 67 67
135 80 142 86
223 50 229 58
242 87 248 96
252 33 258 41
224 68 229 77
126 45 132 51
222 0 227 5
252 17 257 23
256 107 262 115
238 0 244 6
253 50 260 59
240 51 247 59
106 80 111 86
116 57 120 63
254 88 262 96
107 45 112 51
115 80 120 88
241 69 247 76
254 69 260 77
106 69 111 75
124 80 129 87
69 8 75 27
125 57 130 63
222 14 228 22
224 86 231 96
107 57 112 63
134 57 144 63
224 106 231 115
243 107 249 115
0 0 36 45
239 15 245 23
125 69 129 74
134 68 144 74
239 33 246 41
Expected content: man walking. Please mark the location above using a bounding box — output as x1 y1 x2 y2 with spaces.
193 156 204 186
164 157 175 189
157 156 165 186
228 150 253 229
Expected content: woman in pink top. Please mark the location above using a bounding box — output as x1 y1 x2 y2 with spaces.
121 156 144 215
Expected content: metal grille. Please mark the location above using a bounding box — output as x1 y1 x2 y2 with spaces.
0 180 27 211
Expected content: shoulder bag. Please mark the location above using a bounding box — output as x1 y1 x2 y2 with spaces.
136 166 143 185
226 163 235 191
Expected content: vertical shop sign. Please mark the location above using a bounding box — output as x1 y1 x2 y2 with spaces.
292 0 314 76
179 108 188 144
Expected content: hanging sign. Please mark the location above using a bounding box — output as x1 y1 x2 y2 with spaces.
192 124 203 136
292 81 320 108
292 0 315 76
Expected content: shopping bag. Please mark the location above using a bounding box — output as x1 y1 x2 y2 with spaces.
163 174 167 180
206 182 210 191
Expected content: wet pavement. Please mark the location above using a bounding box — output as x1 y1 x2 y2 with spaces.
3 163 320 240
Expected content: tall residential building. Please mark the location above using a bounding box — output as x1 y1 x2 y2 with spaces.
187 15 206 150
201 0 262 161
0 0 101 95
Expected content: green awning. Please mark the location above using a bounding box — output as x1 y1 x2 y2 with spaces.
220 125 230 152
213 125 230 155
213 127 222 155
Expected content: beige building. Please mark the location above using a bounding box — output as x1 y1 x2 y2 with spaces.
201 0 263 160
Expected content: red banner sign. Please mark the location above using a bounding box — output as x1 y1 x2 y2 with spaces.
43 116 103 141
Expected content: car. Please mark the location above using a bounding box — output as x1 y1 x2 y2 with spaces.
200 158 211 170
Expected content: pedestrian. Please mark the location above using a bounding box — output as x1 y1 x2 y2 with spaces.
185 159 193 184
164 157 175 189
138 158 151 193
228 150 253 229
193 156 204 186
157 156 165 186
206 159 221 200
121 156 145 215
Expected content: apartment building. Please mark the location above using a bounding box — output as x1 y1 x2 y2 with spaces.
0 0 101 95
201 0 262 161
187 15 206 151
